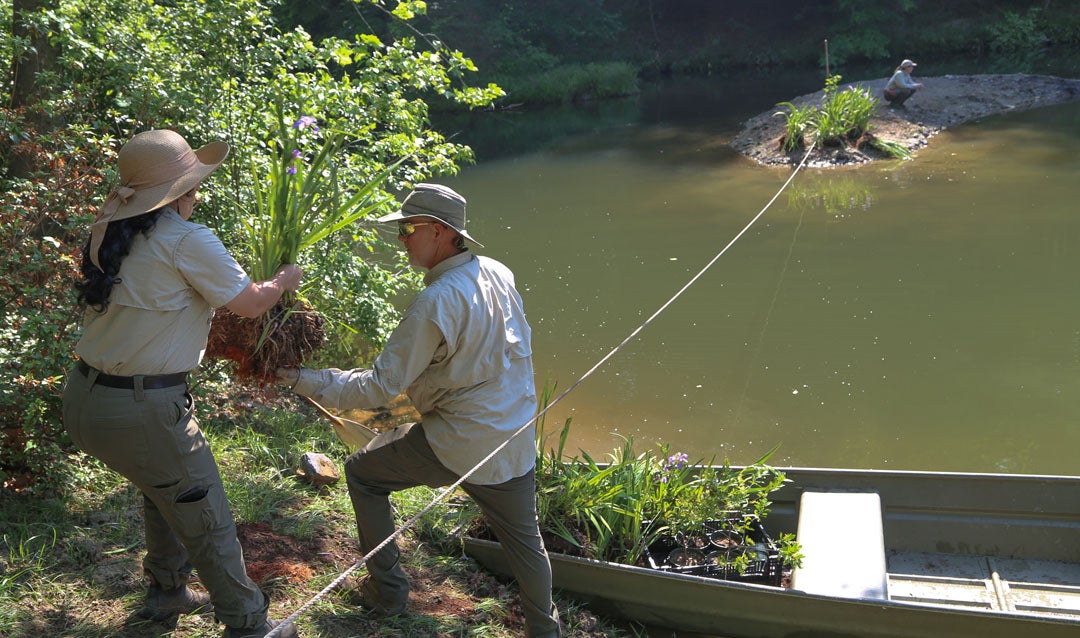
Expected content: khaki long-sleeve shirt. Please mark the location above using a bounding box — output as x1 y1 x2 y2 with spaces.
76 208 249 375
293 252 538 485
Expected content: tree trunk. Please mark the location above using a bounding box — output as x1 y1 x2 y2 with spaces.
5 0 61 179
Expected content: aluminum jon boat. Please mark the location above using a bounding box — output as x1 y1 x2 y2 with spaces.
463 467 1080 637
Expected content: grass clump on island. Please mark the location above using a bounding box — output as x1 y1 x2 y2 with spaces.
775 74 912 160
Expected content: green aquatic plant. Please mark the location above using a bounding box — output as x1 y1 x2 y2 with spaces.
530 398 800 570
815 74 877 146
774 101 817 152
865 136 913 160
243 99 399 287
777 74 900 158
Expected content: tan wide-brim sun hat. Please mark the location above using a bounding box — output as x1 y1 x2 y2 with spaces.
378 182 484 247
89 129 229 271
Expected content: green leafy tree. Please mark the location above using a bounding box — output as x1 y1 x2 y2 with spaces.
0 0 500 489
823 0 917 67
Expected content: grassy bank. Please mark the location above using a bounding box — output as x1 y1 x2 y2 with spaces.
493 62 641 106
0 382 640 637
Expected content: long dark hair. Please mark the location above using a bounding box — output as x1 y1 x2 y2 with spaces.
75 208 167 311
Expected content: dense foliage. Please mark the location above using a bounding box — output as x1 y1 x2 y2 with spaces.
282 0 1080 98
0 0 500 490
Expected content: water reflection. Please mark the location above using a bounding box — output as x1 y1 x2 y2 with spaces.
786 175 876 219
442 85 1080 476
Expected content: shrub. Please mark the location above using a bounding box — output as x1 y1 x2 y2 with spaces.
987 8 1047 55
0 126 109 492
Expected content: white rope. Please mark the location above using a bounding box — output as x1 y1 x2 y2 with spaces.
265 143 818 637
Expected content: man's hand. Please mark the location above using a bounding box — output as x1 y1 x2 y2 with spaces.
276 367 300 388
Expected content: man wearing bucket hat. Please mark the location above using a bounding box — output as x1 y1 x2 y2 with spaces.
276 183 562 637
884 59 923 108
63 129 302 638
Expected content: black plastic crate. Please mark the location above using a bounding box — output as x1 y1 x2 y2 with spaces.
642 517 783 586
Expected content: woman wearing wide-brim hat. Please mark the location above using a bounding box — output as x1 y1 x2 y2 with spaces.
63 129 302 638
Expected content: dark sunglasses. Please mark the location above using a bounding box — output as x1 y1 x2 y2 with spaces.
397 221 437 237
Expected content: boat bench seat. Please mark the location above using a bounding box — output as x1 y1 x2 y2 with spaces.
791 489 888 599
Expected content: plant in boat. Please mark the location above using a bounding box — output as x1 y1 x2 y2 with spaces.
205 99 399 381
491 395 804 577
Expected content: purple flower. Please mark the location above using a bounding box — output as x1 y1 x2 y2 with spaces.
286 166 298 175
669 452 688 467
292 115 318 131
291 149 302 159
663 452 689 474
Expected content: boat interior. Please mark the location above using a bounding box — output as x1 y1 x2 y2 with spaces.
769 468 1080 620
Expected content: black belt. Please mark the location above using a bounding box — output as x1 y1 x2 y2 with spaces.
77 360 188 390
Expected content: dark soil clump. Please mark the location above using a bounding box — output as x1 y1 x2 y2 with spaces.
205 300 324 382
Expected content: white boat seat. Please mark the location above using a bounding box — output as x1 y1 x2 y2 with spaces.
792 489 888 599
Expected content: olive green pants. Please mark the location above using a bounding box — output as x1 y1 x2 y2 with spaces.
345 422 561 637
62 365 267 629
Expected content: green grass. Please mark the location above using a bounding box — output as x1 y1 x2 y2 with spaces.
496 62 640 105
0 385 641 637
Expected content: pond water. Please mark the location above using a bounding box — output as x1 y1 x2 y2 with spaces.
433 73 1080 476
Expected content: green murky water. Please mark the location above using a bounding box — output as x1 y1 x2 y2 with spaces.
438 77 1080 475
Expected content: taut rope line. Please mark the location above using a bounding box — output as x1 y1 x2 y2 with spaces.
733 202 807 426
265 142 818 636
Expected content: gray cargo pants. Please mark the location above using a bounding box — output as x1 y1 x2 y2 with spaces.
345 421 561 637
62 364 267 628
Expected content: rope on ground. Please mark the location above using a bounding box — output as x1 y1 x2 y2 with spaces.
265 141 818 637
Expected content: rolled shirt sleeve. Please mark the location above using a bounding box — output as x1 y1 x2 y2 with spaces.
291 313 444 410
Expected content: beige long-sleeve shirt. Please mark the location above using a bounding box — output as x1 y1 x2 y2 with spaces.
293 251 538 485
76 208 249 375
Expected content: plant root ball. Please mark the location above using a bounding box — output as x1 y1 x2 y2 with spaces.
205 300 325 383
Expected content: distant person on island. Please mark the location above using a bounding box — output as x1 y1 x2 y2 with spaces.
884 59 923 108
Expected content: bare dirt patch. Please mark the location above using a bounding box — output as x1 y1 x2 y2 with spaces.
732 73 1080 167
236 521 493 623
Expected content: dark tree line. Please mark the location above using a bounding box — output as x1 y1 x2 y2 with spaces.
273 0 1080 79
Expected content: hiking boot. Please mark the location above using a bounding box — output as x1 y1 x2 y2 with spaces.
221 618 298 638
140 580 213 621
355 576 407 618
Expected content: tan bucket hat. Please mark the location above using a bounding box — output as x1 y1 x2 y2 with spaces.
377 183 483 247
89 129 229 270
